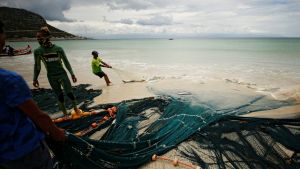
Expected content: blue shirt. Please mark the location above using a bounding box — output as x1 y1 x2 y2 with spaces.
0 69 44 163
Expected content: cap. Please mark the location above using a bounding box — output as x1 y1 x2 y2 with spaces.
92 51 98 55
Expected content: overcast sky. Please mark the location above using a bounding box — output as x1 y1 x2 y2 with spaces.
1 0 300 38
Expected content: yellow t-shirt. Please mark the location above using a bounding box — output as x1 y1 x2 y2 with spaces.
91 57 102 74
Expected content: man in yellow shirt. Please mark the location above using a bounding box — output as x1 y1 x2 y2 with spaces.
91 51 112 86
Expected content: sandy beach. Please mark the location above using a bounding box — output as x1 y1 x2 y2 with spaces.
92 82 155 105
2 38 300 168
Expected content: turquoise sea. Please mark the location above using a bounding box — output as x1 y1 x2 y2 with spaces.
1 38 300 114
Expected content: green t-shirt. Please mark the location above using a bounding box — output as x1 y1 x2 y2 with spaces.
33 44 74 80
91 57 102 74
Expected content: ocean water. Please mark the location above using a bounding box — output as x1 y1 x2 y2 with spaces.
1 38 300 113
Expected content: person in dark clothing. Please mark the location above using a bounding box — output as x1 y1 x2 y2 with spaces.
0 20 66 169
33 26 81 116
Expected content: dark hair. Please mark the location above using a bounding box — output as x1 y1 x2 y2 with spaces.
39 26 51 37
0 20 4 34
92 51 98 55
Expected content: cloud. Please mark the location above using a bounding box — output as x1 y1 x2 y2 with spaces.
0 0 72 21
102 17 134 25
119 19 134 25
104 0 153 10
137 15 174 26
70 0 167 10
2 0 300 37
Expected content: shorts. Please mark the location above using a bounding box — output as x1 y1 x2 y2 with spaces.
95 71 106 78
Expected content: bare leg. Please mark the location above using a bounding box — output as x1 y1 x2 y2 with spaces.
104 74 112 86
67 93 81 115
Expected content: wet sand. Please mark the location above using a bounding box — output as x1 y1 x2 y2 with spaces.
92 82 155 105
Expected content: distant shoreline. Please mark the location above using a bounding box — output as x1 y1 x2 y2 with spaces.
6 37 300 42
7 37 89 42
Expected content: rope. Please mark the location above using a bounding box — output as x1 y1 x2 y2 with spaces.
112 68 125 82
151 154 201 169
74 106 117 137
112 68 145 83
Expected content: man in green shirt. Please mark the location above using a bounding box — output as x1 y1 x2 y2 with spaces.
91 50 112 86
33 26 80 116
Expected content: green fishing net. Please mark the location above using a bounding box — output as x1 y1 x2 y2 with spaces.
32 85 299 169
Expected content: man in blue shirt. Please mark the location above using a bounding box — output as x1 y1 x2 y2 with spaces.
0 21 65 169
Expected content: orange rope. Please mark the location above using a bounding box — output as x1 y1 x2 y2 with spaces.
75 106 118 136
151 154 201 169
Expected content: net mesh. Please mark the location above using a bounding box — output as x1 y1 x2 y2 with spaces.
31 85 300 169
178 116 300 169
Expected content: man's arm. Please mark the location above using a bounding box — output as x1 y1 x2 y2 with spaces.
17 99 66 142
100 61 112 68
59 48 74 76
4 71 65 142
33 50 41 87
59 48 77 82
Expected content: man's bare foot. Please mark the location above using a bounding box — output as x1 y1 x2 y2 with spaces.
62 114 69 120
70 108 83 119
74 108 82 115
107 82 112 86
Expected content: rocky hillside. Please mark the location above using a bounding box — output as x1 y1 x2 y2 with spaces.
0 7 82 40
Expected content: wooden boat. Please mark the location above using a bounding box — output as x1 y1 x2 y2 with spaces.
0 45 32 57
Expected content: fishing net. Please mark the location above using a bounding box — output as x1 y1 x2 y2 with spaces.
31 84 300 169
31 84 101 114
49 96 219 169
178 116 300 169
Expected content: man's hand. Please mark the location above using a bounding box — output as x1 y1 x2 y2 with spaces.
51 128 66 142
33 80 39 88
71 75 77 83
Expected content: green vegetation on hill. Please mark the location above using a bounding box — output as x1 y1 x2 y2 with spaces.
0 7 83 40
